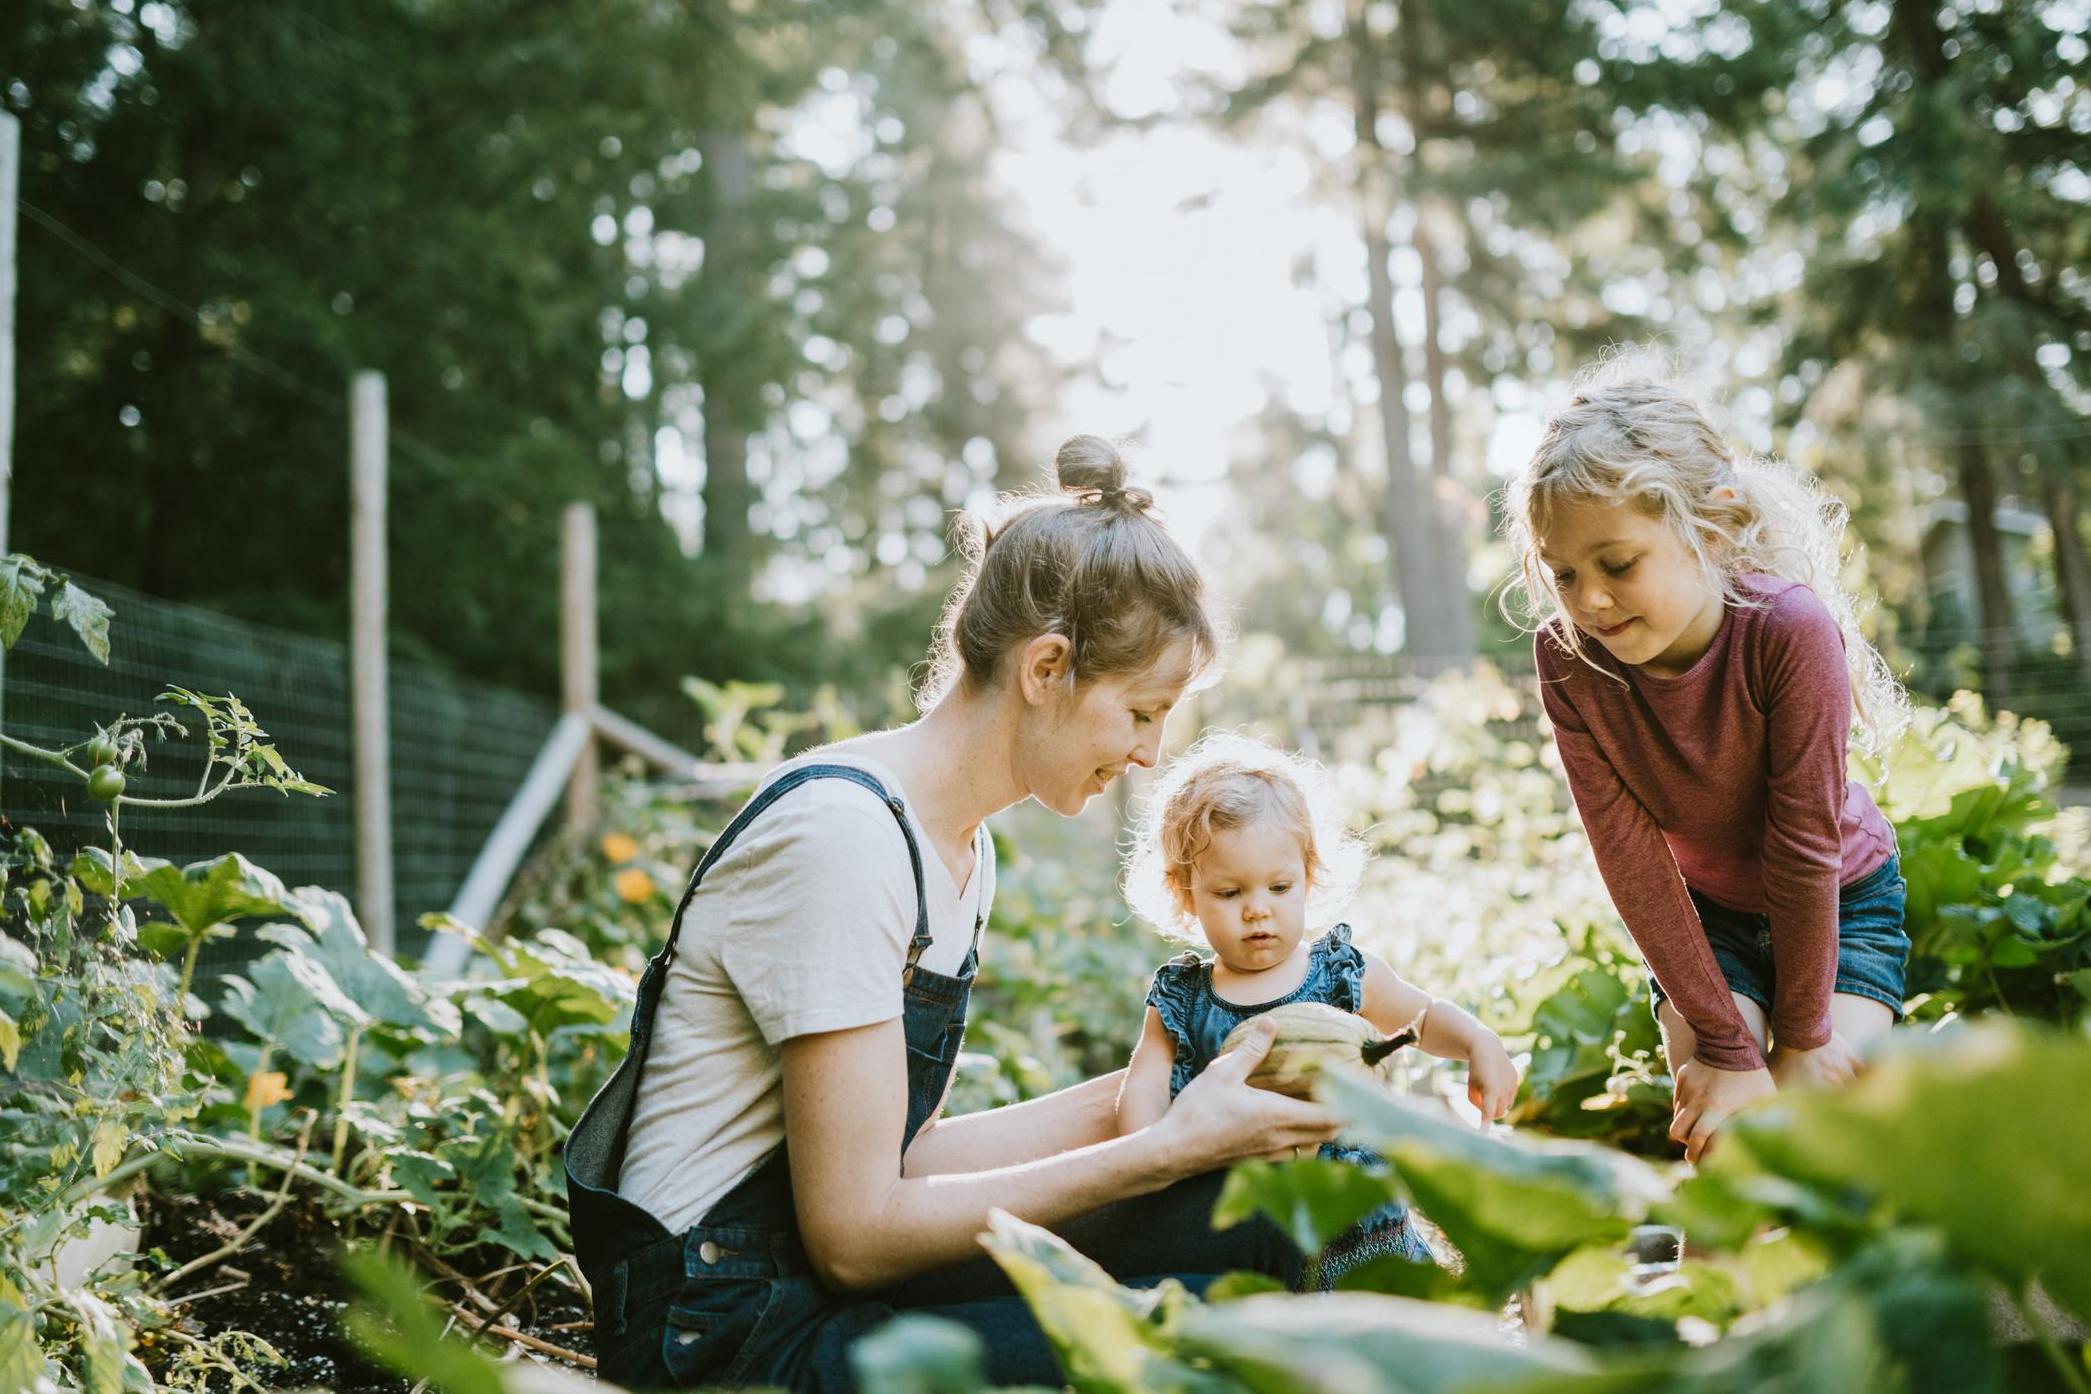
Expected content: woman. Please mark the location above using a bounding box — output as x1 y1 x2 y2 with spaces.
566 435 1338 1391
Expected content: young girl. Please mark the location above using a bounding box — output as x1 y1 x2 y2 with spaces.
1116 734 1521 1282
1503 367 1912 1164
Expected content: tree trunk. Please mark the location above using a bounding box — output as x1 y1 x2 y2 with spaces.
1348 6 1470 667
2041 472 2091 683
1957 446 2017 705
698 130 757 584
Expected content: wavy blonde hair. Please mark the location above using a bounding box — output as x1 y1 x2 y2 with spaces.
1499 358 1908 750
1124 732 1368 943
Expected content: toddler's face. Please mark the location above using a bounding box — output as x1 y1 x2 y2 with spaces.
1189 817 1309 974
1538 497 1726 676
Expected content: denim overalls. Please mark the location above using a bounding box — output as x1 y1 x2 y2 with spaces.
566 763 988 1391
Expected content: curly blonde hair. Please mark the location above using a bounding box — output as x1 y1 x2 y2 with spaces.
1123 732 1368 942
1498 356 1908 751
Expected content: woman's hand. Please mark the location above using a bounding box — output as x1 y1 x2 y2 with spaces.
1465 1037 1521 1123
1670 1059 1776 1163
1768 1032 1864 1091
1154 1019 1340 1170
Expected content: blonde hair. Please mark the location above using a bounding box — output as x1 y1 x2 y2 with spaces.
1499 358 1908 750
1124 732 1367 942
920 435 1221 709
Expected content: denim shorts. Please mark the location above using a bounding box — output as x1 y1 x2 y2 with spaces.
1651 853 1910 1024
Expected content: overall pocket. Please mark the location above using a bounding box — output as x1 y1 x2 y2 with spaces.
660 1275 779 1388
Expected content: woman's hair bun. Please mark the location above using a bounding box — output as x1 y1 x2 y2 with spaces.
1053 434 1153 512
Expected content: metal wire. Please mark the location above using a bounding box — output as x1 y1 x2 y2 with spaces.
0 571 555 984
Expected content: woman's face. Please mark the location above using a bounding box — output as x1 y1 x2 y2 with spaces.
1022 639 1196 816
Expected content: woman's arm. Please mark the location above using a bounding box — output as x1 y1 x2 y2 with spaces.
902 1070 1126 1177
783 1015 1335 1293
1115 1007 1177 1136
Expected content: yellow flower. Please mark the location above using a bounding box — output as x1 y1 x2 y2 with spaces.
614 867 656 904
600 832 640 864
245 1071 291 1112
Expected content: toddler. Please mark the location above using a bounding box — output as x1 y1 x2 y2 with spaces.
1116 734 1520 1283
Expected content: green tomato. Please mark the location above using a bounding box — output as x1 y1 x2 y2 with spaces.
86 734 121 768
87 765 126 801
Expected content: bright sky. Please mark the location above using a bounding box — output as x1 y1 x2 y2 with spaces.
966 0 1794 563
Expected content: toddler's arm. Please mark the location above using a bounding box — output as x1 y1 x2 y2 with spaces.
1116 1006 1177 1136
1359 954 1521 1121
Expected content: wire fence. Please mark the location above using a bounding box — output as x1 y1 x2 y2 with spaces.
1 571 557 984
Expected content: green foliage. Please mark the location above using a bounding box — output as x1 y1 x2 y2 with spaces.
1 553 112 661
1854 697 2091 1024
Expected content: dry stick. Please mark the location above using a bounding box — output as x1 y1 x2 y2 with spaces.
409 1240 503 1313
444 1302 595 1369
465 1261 562 1347
163 1277 251 1308
155 1115 316 1294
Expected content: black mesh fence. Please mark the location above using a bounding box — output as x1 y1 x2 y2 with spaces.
1 571 556 981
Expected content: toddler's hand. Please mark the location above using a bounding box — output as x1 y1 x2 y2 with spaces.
1465 1039 1520 1123
1768 1032 1863 1091
1670 1059 1776 1163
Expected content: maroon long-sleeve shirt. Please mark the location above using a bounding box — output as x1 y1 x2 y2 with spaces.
1535 576 1896 1070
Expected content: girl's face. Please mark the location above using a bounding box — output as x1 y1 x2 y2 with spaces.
1537 496 1726 676
1189 817 1309 974
1021 640 1193 816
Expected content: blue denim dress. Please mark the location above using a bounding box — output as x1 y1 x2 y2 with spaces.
1147 924 1435 1283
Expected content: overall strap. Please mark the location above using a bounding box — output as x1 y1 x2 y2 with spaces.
657 763 932 974
962 823 996 960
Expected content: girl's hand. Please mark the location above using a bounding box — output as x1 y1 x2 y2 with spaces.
1670 1060 1776 1163
1156 1019 1340 1170
1465 1038 1521 1123
1768 1032 1863 1091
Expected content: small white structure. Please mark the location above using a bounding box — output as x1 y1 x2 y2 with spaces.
1919 498 2062 648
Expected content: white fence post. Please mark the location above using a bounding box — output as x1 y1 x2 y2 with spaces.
351 371 394 955
562 501 599 832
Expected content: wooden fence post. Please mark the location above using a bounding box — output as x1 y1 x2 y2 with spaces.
562 501 598 832
351 371 395 955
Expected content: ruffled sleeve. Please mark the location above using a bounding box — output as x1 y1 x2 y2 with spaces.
1315 923 1367 1013
1145 951 1205 1041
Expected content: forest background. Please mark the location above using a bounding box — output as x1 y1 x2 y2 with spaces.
11 0 2088 735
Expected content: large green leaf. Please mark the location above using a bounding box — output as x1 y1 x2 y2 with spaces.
1212 1157 1401 1256
0 555 46 649
48 580 113 665
978 1210 1231 1394
1321 1070 1671 1301
260 888 460 1038
342 1252 508 1394
851 1314 992 1394
1176 1292 1597 1394
1715 1022 2091 1319
219 954 349 1067
133 853 295 936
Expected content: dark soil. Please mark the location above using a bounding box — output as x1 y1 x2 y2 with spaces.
139 1190 595 1391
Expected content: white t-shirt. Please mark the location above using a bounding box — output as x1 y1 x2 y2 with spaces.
617 751 994 1233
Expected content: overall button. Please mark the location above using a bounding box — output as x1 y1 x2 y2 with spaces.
698 1241 723 1265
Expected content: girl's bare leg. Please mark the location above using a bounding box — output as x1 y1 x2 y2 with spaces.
1655 993 1769 1075
1828 992 1894 1050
